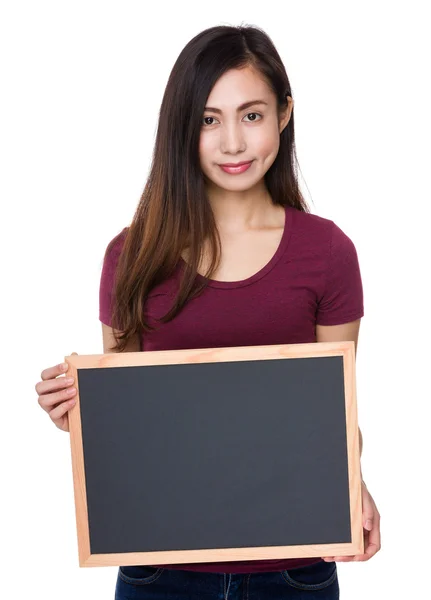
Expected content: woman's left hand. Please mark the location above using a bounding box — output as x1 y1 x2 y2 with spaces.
322 481 381 562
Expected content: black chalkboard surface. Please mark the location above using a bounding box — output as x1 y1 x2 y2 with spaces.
65 341 363 567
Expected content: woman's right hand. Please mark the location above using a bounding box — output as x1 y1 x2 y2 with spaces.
35 352 78 432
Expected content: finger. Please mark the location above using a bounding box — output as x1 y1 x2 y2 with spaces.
39 352 77 383
363 518 381 559
331 556 354 562
36 374 75 396
39 387 77 412
352 520 380 562
49 398 76 423
352 547 377 562
38 362 69 386
363 508 374 532
361 489 375 532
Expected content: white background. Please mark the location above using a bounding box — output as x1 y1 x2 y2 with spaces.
1 1 429 598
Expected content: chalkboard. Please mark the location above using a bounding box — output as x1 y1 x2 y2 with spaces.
65 341 363 567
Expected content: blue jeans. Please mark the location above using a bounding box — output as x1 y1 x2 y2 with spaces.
114 560 339 599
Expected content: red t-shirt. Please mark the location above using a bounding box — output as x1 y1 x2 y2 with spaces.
99 203 364 573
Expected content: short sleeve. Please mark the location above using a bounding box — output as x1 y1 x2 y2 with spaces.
315 222 364 326
99 228 128 327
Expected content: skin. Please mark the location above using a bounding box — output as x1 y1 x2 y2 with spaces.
193 65 294 278
199 65 381 563
36 64 380 563
317 322 381 561
199 65 293 234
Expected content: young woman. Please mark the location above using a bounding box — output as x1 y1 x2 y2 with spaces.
35 23 380 599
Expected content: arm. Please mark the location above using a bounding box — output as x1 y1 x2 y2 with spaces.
318 319 381 562
101 323 141 353
316 318 365 480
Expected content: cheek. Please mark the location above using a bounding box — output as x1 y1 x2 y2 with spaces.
258 132 280 160
199 126 279 163
199 136 214 163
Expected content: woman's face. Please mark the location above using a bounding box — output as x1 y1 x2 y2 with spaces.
199 66 293 193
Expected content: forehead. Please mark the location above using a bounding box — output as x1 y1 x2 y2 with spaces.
206 67 273 107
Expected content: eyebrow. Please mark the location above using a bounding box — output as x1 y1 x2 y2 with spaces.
203 100 269 114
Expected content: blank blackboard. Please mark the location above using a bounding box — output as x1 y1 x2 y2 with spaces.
65 341 363 567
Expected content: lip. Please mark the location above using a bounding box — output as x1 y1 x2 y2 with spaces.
219 160 253 167
219 160 254 174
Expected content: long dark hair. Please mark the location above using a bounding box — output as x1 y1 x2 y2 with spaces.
107 23 311 351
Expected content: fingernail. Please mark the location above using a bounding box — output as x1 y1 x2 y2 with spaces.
365 519 372 530
62 363 68 370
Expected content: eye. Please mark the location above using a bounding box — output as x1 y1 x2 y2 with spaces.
201 112 263 127
202 116 219 126
243 112 262 122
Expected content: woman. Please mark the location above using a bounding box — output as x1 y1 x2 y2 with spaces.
35 23 380 599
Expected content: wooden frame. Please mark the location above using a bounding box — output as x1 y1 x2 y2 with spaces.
65 340 363 567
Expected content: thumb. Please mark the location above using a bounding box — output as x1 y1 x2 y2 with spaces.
364 511 373 531
362 486 374 531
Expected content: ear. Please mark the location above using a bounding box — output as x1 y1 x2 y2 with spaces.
279 95 294 134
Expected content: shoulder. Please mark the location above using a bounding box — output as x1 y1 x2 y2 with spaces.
290 207 356 251
103 226 129 265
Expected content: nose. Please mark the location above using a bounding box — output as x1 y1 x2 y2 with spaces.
220 123 246 154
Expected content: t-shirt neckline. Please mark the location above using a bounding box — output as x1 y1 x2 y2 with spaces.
179 204 292 290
